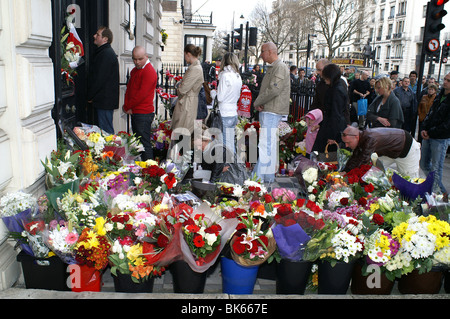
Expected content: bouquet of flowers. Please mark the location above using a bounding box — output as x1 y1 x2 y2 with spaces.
43 219 79 264
74 219 111 271
272 198 325 262
230 210 276 267
303 214 364 266
57 189 100 231
109 239 165 283
151 119 172 151
182 212 222 265
0 191 40 256
385 215 450 277
42 147 81 189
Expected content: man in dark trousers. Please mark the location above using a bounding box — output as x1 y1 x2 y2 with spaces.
87 26 119 134
394 77 417 134
123 46 158 161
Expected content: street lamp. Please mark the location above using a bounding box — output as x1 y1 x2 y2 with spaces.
305 34 317 78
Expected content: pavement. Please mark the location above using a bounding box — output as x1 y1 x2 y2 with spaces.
1 158 450 301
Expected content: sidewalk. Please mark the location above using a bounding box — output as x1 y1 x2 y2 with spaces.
1 159 450 299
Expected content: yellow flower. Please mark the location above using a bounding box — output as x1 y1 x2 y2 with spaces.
403 230 415 242
135 161 147 168
392 222 408 240
436 235 450 250
134 257 145 267
94 217 107 236
127 244 143 262
368 203 380 214
105 135 114 142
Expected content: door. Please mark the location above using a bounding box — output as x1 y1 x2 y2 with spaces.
50 0 108 136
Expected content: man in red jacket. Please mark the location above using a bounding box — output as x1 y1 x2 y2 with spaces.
123 46 157 160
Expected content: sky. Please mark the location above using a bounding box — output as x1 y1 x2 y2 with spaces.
190 0 273 32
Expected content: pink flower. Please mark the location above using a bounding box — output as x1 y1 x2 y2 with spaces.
65 232 79 245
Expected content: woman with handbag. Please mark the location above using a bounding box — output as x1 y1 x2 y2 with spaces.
366 77 404 129
216 53 242 153
311 63 347 158
171 44 204 136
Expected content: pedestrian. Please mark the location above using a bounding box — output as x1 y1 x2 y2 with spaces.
217 52 242 154
122 46 157 161
390 70 400 88
366 77 404 129
304 109 323 157
418 83 438 143
409 70 418 95
367 77 377 105
341 126 420 178
298 68 306 84
252 42 290 183
171 44 204 136
87 26 119 134
311 63 348 154
420 72 450 200
290 65 298 86
310 59 331 113
350 70 371 128
394 77 417 134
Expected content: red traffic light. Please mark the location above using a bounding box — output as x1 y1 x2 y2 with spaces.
435 0 449 6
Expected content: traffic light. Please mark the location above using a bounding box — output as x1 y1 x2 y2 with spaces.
423 0 449 60
222 34 230 52
233 24 243 51
443 40 450 59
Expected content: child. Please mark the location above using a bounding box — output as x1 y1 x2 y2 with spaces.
304 109 323 156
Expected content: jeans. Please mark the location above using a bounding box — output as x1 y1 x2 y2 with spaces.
420 138 449 194
252 112 282 183
221 115 238 154
131 113 155 161
97 109 115 134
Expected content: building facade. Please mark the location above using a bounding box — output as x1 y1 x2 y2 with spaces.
0 0 163 291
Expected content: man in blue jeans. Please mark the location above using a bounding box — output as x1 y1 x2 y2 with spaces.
420 72 450 201
252 42 290 183
123 46 157 161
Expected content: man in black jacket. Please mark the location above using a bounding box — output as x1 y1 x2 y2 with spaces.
87 26 119 134
420 72 450 199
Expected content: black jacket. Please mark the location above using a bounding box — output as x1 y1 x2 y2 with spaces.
87 43 120 110
366 92 404 129
422 88 450 139
312 80 348 153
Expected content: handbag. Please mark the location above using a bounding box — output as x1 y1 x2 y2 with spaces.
206 98 222 131
315 141 339 164
357 98 368 116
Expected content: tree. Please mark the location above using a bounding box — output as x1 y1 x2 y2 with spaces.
309 0 365 59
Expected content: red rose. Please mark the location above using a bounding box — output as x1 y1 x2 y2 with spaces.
364 183 375 193
157 234 169 248
358 197 368 206
340 197 349 205
125 224 133 231
296 198 306 207
372 213 384 225
264 194 273 203
232 238 247 255
186 224 200 233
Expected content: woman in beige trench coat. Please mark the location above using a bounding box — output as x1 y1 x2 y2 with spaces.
171 44 204 135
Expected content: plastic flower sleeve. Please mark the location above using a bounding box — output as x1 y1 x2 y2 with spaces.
361 166 392 192
180 202 239 273
272 223 311 261
1 208 37 256
392 171 435 201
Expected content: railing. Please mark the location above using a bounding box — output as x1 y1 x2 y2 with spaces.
185 13 213 25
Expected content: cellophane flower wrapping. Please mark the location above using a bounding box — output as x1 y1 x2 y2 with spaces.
391 171 435 201
272 223 310 261
1 192 40 256
42 219 78 264
180 202 239 273
361 166 392 193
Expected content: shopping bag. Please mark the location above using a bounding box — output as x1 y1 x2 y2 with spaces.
357 98 368 116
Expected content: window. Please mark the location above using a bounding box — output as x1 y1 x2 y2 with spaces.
185 35 206 63
390 6 395 18
386 46 391 59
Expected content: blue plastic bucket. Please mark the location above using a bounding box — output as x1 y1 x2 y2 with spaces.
220 257 259 294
